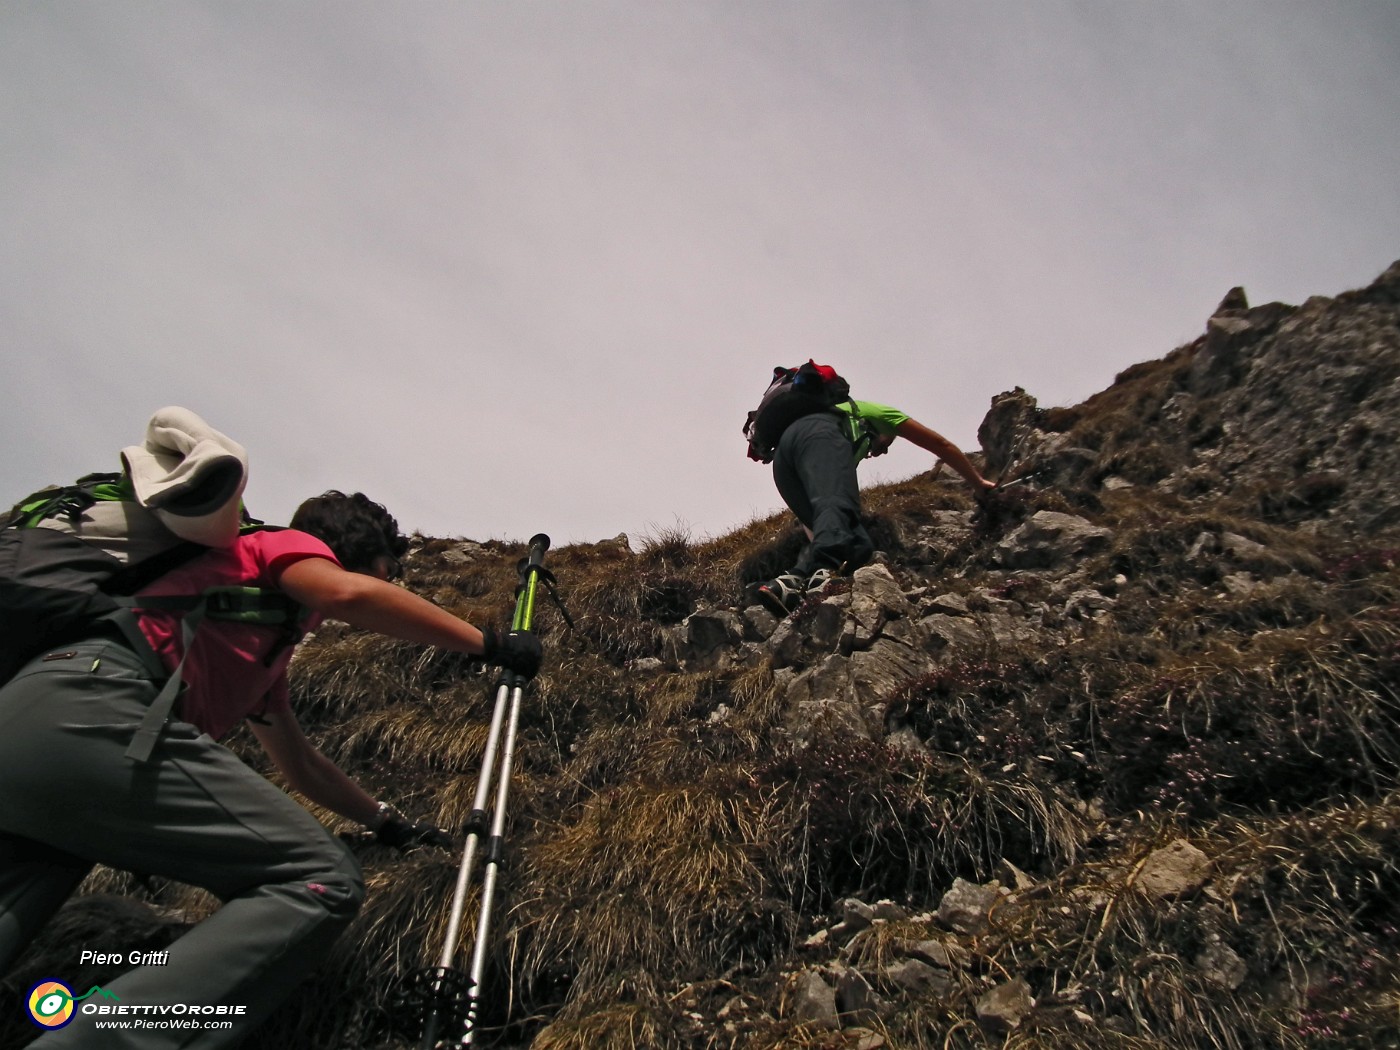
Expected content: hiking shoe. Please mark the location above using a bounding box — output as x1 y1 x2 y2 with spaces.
756 573 806 616
805 567 837 596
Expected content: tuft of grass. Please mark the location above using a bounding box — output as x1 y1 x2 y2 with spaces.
509 780 781 1007
1093 614 1400 817
755 736 1085 908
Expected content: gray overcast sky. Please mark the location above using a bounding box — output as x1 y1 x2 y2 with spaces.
3 2 1398 545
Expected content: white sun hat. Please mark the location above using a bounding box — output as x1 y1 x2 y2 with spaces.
121 406 249 547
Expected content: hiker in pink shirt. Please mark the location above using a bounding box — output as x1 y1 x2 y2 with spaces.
0 490 540 1049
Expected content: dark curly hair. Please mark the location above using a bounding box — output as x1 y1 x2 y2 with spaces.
290 491 408 575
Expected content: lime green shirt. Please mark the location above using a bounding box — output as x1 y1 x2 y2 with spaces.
834 400 909 460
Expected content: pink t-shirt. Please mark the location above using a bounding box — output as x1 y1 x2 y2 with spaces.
134 529 337 740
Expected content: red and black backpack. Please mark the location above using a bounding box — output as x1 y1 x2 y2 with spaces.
742 360 853 463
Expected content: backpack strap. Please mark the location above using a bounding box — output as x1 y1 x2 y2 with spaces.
115 596 211 763
5 473 130 529
4 472 301 761
115 588 306 763
200 586 303 625
832 401 895 460
100 541 210 596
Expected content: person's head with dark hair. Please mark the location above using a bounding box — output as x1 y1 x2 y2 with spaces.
290 491 409 579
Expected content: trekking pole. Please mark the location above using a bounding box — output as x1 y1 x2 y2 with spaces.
394 534 561 1049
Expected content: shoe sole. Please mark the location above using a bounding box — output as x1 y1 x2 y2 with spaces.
757 586 800 617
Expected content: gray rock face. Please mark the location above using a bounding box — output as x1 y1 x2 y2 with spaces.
972 262 1400 533
764 564 945 746
1137 839 1211 898
978 387 1043 480
1186 262 1400 532
937 877 1001 934
976 977 1035 1032
788 968 839 1029
994 511 1114 570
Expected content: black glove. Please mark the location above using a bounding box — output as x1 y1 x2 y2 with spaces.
376 814 454 854
481 627 543 678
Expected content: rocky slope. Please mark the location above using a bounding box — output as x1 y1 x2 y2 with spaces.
3 261 1398 1050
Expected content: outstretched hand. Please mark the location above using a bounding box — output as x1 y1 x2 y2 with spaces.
375 814 455 854
970 476 999 507
481 627 544 678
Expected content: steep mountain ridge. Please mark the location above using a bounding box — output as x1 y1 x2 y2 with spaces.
982 258 1400 535
4 261 1398 1050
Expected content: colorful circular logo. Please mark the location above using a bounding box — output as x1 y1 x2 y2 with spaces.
27 980 76 1029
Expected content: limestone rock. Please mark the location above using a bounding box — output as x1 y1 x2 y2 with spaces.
844 1029 886 1050
827 898 875 945
788 969 839 1029
937 878 1000 934
1195 941 1248 990
976 977 1035 1032
834 966 894 1026
783 697 871 750
898 938 966 971
741 603 780 641
921 613 986 657
978 387 1044 479
849 563 916 622
848 636 936 719
925 592 969 616
994 511 1113 570
877 958 952 998
1137 839 1210 898
441 541 487 564
1213 286 1249 315
870 899 909 922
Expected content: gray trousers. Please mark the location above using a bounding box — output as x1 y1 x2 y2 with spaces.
772 413 873 576
0 638 364 1048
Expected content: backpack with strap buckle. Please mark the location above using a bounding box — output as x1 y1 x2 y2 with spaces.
743 359 854 463
1 472 306 761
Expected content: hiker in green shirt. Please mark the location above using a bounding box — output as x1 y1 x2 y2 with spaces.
756 399 994 615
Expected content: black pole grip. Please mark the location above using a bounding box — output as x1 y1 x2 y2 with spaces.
526 534 550 568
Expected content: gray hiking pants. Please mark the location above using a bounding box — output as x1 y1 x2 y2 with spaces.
772 413 873 576
0 637 364 1049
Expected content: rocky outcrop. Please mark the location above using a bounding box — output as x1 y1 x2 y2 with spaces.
1189 265 1400 532
992 511 1113 570
975 261 1400 535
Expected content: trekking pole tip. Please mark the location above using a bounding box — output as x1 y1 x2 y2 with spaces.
528 533 550 555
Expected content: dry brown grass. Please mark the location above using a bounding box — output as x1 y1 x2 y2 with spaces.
131 492 1400 1048
509 781 779 1000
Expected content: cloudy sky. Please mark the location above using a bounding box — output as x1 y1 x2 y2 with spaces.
4 2 1398 547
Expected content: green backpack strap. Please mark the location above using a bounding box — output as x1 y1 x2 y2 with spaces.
6 472 132 529
200 586 303 625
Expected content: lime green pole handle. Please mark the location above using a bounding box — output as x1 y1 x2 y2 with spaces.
511 533 550 632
